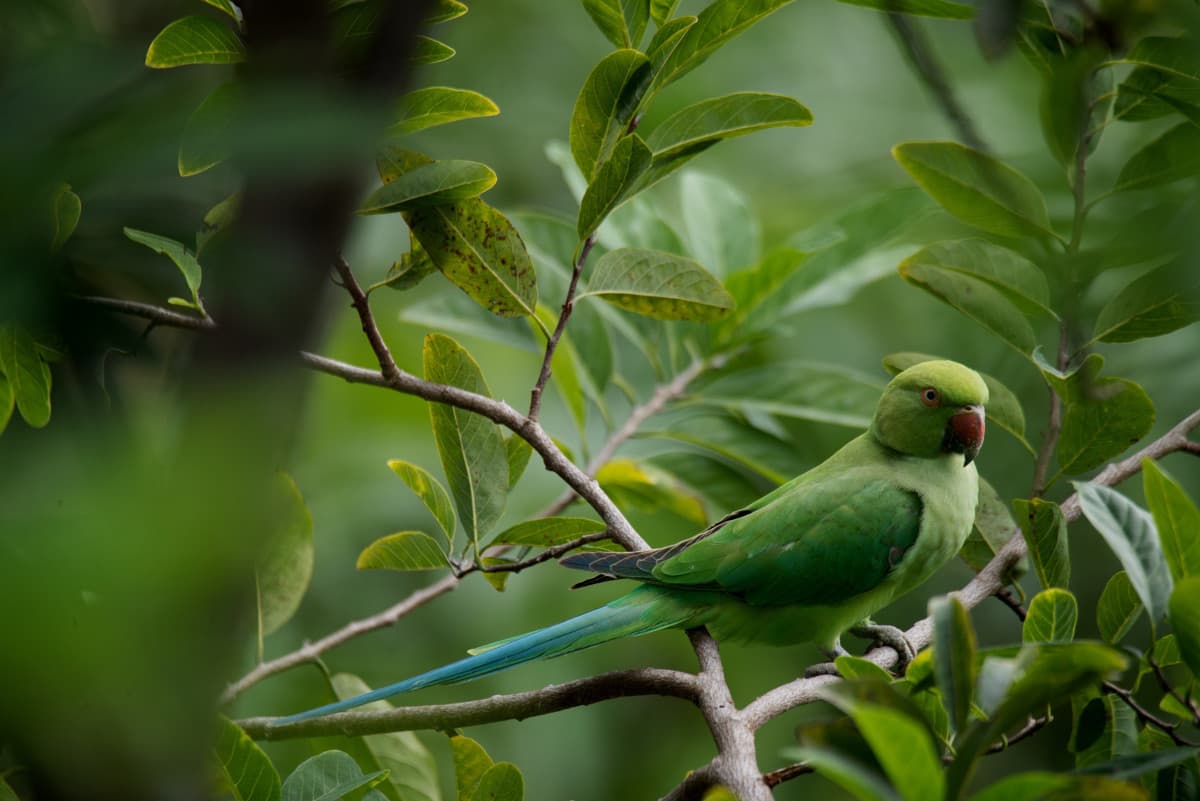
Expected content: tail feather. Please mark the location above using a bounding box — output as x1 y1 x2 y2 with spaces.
272 587 697 726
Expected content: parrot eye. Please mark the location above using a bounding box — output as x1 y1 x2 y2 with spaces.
920 387 940 407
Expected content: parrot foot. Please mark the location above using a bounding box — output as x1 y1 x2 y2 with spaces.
804 640 850 677
850 621 916 674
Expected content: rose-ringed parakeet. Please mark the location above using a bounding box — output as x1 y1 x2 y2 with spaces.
275 359 987 725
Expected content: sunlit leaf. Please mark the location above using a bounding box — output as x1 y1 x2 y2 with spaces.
653 0 794 90
331 675 441 801
597 458 706 525
569 49 652 180
357 532 449 572
1075 481 1173 624
893 141 1055 240
488 517 606 548
578 247 734 321
387 459 456 545
201 0 242 23
423 334 508 547
470 762 524 801
145 15 245 68
426 0 468 24
1023 588 1077 643
837 0 973 18
582 0 651 48
124 227 204 310
390 87 499 136
449 734 493 800
256 473 313 637
280 751 386 801
213 716 281 801
412 36 455 64
1143 459 1200 581
650 0 680 26
359 161 497 214
1096 571 1142 644
0 324 52 429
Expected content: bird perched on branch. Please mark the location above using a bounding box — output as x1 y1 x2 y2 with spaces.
276 359 987 725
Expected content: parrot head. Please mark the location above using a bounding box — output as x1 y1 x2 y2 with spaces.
870 360 989 465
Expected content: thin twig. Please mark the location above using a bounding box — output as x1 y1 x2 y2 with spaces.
71 295 216 331
221 575 459 705
1103 680 1196 747
1031 322 1069 498
1147 655 1200 725
542 354 725 517
985 715 1049 753
237 667 700 738
886 13 988 152
762 762 814 788
333 256 402 383
469 531 613 575
994 588 1028 621
529 236 594 422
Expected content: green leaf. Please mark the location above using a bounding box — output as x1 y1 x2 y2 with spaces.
1119 36 1200 82
357 531 449 572
1023 588 1078 643
1170 577 1200 676
836 0 973 18
967 774 1070 801
1014 497 1070 590
1096 571 1142 643
698 361 882 428
1073 694 1138 769
640 412 801 487
378 242 437 292
646 15 695 76
960 477 1024 574
360 161 496 215
676 171 759 277
1143 459 1200 581
123 227 204 310
1113 123 1200 194
0 374 14 435
817 685 946 801
467 762 523 801
202 0 242 22
892 141 1055 241
596 458 706 525
178 81 237 176
387 459 456 545
488 517 606 548
390 87 499 136
1040 53 1111 166
427 0 468 24
653 0 794 91
197 191 239 255
650 0 680 26
882 352 1031 453
787 746 900 801
578 134 652 240
50 183 81 251
0 324 52 429
718 247 806 339
569 49 652 180
256 473 313 637
213 716 281 801
1075 481 1173 624
412 36 455 64
1090 264 1199 344
578 247 734 321
449 734 493 800
1077 746 1200 779
281 751 387 801
505 436 533 490
406 202 538 318
582 0 650 48
145 15 245 68
331 675 441 801
1036 353 1156 475
899 255 1037 354
898 239 1054 318
835 655 895 682
423 334 508 547
931 595 976 735
643 92 812 185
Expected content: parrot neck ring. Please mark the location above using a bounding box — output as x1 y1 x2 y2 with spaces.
942 405 985 466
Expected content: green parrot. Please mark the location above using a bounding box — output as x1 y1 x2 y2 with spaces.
276 359 987 725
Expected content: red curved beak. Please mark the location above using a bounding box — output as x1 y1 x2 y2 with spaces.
944 405 985 466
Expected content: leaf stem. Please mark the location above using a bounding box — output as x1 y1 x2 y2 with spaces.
529 235 594 422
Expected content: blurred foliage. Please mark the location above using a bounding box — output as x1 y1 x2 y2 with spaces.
2 0 1200 800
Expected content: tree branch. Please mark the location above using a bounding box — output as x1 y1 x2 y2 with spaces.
886 13 988 153
221 574 459 705
528 235 594 422
1103 680 1196 747
71 295 216 331
333 256 402 383
237 667 699 738
468 531 613 575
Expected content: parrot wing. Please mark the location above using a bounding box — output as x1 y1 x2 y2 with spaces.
561 475 922 607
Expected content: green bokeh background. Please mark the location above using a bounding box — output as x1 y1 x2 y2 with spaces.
2 1 1199 799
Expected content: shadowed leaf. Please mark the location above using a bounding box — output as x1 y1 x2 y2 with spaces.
213 716 281 801
570 49 652 179
1097 571 1142 643
280 751 386 801
1014 497 1070 590
579 248 733 321
1143 459 1200 581
359 161 497 214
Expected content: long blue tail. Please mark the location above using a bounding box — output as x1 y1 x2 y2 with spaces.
272 587 697 725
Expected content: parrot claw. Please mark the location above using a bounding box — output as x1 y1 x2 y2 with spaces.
804 640 850 677
851 621 916 673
